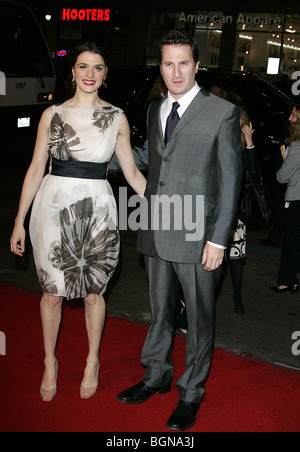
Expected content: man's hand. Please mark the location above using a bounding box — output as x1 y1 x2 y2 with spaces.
201 243 224 271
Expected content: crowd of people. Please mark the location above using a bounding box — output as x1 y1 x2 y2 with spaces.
10 30 300 432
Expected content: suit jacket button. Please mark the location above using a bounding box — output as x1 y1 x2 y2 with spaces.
163 157 168 161
159 181 164 186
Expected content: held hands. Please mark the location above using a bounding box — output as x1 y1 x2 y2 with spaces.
10 224 26 257
201 242 224 272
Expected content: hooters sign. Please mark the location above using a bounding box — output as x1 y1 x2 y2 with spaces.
62 8 110 21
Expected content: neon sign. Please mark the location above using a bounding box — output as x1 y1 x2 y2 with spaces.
57 50 68 57
62 8 110 21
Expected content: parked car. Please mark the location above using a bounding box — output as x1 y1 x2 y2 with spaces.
103 67 293 186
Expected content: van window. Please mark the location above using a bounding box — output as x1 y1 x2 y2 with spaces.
0 2 54 77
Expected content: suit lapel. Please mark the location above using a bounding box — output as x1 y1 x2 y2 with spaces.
152 98 165 147
173 89 210 139
154 89 210 148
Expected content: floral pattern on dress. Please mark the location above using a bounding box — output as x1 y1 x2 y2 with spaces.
92 108 120 133
48 197 120 299
37 267 58 295
30 104 121 300
48 112 82 160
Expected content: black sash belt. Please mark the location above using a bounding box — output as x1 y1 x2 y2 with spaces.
51 158 109 180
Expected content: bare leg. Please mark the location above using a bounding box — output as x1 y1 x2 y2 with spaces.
40 293 63 401
81 294 106 398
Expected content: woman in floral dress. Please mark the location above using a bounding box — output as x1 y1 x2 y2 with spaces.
10 43 146 402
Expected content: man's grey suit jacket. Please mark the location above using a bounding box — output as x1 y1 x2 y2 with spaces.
137 88 243 264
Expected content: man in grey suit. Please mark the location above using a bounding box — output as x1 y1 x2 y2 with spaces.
116 30 243 431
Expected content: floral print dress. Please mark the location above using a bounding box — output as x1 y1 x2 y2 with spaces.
29 104 121 300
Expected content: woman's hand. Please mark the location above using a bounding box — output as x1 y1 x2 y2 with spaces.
10 223 26 257
241 121 255 148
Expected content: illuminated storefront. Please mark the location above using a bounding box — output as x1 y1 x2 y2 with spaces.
34 1 300 77
146 10 300 76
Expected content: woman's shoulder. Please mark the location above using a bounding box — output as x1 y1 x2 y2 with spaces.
100 101 123 113
288 140 300 154
39 105 54 125
290 139 300 147
99 100 114 108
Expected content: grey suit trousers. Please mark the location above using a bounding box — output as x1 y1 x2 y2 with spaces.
142 254 221 404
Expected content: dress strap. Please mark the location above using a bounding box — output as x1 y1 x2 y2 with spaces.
51 158 109 180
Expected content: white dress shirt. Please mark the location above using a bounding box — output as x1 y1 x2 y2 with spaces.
160 83 225 250
160 82 201 131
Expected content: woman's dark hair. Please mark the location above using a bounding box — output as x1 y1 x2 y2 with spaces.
288 103 300 145
159 30 199 64
70 42 108 68
61 42 108 99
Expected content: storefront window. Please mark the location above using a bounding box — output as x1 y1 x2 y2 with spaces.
281 14 300 73
146 11 225 66
233 13 300 76
233 13 284 75
191 12 224 68
146 9 300 76
146 11 177 65
233 30 288 74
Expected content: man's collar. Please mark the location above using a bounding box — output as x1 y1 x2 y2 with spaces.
167 82 201 111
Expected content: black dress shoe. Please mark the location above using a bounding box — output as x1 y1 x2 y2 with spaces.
116 381 171 404
233 296 246 315
166 400 200 431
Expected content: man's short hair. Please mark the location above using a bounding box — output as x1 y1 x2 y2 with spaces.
159 30 199 64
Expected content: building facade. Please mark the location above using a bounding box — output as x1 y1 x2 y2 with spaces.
30 1 300 77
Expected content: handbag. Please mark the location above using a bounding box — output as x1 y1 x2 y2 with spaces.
240 169 271 224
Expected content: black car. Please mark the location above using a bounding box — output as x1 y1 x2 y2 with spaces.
104 67 293 186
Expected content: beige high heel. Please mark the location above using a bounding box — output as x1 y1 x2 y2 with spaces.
40 359 58 402
80 362 100 400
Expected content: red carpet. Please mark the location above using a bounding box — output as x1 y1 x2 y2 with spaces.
0 283 300 432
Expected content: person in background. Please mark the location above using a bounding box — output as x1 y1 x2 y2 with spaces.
270 104 300 295
229 109 259 314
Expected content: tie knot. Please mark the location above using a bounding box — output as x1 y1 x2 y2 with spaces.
171 102 180 113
